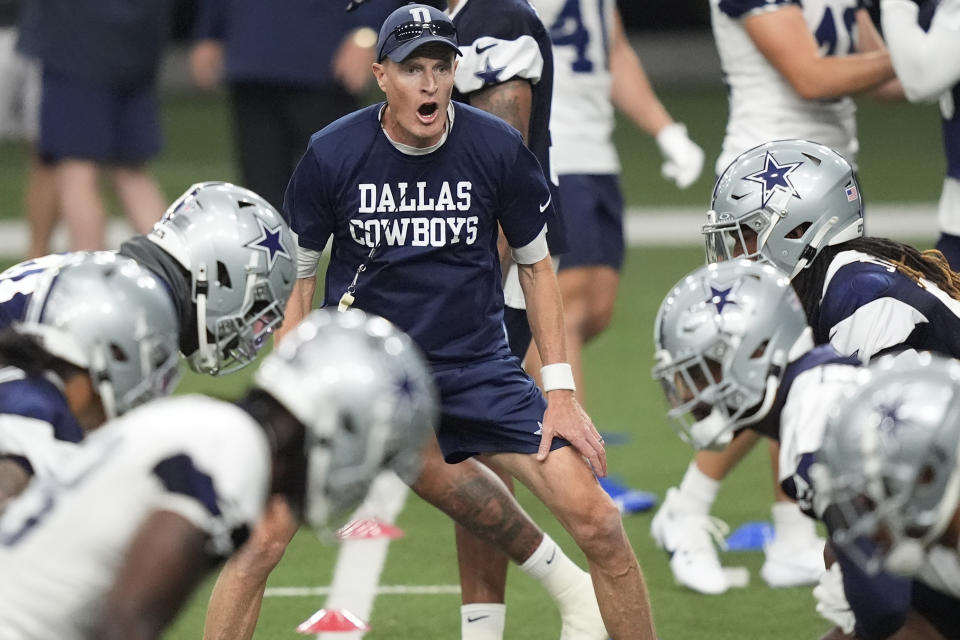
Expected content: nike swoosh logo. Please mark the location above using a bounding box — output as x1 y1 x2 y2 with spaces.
467 615 490 623
476 43 497 54
545 548 556 564
539 196 552 213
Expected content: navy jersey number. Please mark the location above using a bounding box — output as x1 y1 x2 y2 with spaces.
548 0 609 73
814 6 857 56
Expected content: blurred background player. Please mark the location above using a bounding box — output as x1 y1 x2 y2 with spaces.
0 0 57 259
0 181 296 377
15 0 172 250
190 0 397 210
0 309 438 640
0 254 180 509
650 0 898 594
814 353 960 640
523 0 703 404
879 0 960 267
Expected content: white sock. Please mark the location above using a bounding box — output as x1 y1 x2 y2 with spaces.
518 534 606 639
461 603 506 640
676 461 720 515
771 501 817 543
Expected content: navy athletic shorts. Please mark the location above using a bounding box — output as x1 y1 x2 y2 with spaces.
39 68 162 165
433 355 569 463
556 174 625 271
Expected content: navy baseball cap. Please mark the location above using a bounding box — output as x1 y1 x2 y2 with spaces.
376 3 461 63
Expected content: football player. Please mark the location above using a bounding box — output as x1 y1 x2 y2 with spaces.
0 254 180 508
653 261 960 638
880 0 960 268
0 181 296 376
650 0 897 596
0 308 437 640
813 353 960 640
523 0 703 402
685 138 960 594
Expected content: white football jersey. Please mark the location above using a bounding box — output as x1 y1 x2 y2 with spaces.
778 361 859 489
530 0 618 174
710 0 860 174
0 395 271 640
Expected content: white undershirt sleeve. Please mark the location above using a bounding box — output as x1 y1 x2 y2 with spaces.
293 233 322 279
509 225 548 265
881 0 960 102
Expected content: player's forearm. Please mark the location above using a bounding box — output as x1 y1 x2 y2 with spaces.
275 276 316 344
747 8 894 100
0 460 30 511
516 257 566 366
882 0 960 102
785 51 894 100
469 79 533 142
609 11 672 137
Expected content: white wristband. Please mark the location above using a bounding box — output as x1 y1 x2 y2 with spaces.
540 363 576 392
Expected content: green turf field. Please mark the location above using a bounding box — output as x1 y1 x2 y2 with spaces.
0 87 944 638
0 87 946 221
155 245 830 640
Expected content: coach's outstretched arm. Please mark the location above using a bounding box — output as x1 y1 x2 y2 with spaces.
517 254 606 477
275 275 318 343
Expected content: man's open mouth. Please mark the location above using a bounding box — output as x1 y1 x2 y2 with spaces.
417 102 439 124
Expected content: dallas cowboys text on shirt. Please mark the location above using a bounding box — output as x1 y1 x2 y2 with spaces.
350 181 478 248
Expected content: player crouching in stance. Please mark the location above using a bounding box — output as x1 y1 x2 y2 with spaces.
0 309 437 640
652 260 857 591
0 253 180 509
0 180 296 377
813 353 960 640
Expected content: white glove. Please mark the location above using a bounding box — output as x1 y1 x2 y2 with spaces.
813 563 856 635
656 122 704 189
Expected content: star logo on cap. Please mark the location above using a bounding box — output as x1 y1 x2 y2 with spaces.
245 218 291 271
876 402 905 437
742 151 803 208
708 286 737 314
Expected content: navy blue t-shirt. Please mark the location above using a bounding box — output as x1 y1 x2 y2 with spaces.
449 0 566 254
284 101 552 365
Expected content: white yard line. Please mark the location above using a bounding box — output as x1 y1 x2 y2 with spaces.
0 203 939 259
313 471 411 640
265 584 462 597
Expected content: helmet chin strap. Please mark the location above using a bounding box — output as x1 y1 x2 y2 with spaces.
790 216 839 278
192 262 219 374
91 345 118 420
691 409 734 451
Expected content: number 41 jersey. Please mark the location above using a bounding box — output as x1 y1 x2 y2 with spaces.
710 0 861 173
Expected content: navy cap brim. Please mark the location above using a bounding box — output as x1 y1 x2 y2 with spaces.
384 36 462 63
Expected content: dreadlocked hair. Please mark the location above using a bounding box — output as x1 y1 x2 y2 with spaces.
791 237 960 325
0 328 86 380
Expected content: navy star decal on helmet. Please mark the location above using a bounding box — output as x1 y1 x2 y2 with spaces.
703 140 864 278
149 182 296 375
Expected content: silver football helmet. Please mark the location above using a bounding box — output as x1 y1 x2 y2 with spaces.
19 253 181 419
149 181 296 375
812 352 960 576
703 140 864 278
255 309 438 530
653 260 809 450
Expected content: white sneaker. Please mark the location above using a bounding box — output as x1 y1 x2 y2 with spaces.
761 534 826 588
650 488 730 595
